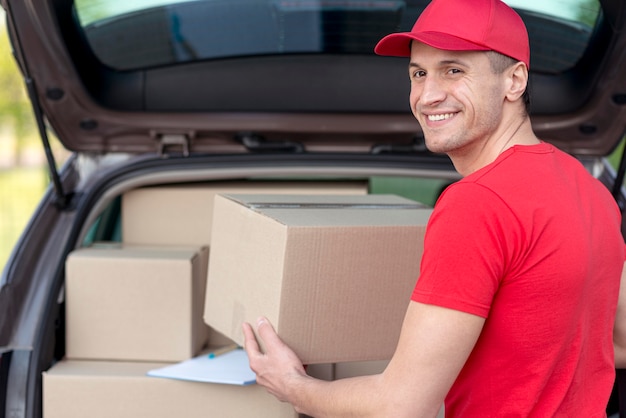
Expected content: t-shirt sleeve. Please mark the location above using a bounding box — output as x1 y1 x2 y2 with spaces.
412 182 522 318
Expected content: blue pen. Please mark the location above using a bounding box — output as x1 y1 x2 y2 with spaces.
208 344 239 359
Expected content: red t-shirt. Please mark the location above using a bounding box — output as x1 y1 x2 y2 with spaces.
412 142 624 417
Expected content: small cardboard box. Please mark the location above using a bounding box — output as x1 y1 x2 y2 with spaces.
43 359 297 418
66 245 210 362
122 181 368 246
204 194 431 364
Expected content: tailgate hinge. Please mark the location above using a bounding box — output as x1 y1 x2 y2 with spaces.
157 133 191 158
236 132 304 153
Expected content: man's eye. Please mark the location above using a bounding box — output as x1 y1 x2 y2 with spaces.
412 70 426 78
448 68 462 74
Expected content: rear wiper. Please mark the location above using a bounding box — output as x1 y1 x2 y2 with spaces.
236 132 304 154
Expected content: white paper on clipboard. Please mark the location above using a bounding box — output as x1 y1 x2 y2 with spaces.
147 348 256 386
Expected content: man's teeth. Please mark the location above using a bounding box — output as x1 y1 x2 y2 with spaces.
428 113 454 121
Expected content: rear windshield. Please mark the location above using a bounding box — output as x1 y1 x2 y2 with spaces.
74 0 601 73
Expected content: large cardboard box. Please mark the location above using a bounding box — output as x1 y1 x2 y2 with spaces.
43 359 297 418
66 245 210 362
122 181 369 246
204 194 432 364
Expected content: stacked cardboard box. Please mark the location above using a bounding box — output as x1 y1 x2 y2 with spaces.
204 193 432 364
46 182 371 417
43 359 296 418
52 244 297 417
122 181 369 246
64 244 210 362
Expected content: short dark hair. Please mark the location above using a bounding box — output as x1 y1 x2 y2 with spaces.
486 51 531 114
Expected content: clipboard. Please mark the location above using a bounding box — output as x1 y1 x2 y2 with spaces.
147 348 256 386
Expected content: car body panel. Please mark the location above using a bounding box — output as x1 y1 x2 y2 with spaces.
2 0 626 157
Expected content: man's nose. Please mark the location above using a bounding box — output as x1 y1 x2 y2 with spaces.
419 76 446 106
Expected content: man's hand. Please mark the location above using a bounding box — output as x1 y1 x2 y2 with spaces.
242 303 480 417
242 317 308 403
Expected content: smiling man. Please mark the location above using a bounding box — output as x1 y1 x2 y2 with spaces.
242 0 626 416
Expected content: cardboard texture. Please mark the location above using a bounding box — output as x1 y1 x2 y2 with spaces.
204 194 432 364
122 181 368 246
43 359 297 418
306 360 389 381
66 245 210 362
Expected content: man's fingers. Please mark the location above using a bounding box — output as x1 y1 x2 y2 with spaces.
243 317 287 359
256 317 284 349
242 321 261 355
243 317 306 404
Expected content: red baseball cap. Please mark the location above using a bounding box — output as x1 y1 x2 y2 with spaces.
374 0 530 68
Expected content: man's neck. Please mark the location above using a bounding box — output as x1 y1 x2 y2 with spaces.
449 116 539 177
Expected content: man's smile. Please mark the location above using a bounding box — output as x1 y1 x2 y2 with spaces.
426 112 457 122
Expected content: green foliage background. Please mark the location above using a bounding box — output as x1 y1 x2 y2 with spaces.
0 12 35 143
0 10 47 269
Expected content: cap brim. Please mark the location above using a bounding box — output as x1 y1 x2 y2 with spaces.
374 31 491 57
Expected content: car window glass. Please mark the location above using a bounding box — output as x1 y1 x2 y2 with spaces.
73 0 601 73
507 0 600 26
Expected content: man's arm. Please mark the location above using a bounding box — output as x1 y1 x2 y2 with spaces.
614 262 626 368
243 300 485 417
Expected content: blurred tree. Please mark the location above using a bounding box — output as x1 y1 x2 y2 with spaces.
0 13 36 166
576 0 601 27
74 0 115 26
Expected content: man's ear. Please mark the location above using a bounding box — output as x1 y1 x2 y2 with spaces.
505 62 528 102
